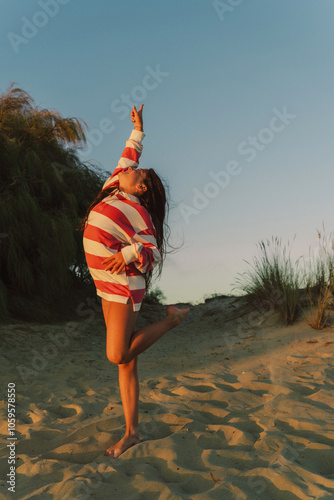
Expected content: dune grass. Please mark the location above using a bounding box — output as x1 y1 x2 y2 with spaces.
301 226 334 330
233 236 303 325
233 228 334 329
304 282 332 330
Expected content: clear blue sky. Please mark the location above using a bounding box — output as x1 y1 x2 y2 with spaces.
2 0 334 304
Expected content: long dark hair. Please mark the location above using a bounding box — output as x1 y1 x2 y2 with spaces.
78 168 170 291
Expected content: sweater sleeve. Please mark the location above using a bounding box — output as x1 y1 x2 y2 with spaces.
102 129 146 190
121 220 162 274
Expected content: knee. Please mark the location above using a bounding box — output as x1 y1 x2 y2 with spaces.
106 350 130 365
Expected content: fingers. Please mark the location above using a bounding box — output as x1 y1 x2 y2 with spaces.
106 264 124 273
132 104 143 114
104 263 114 271
102 256 115 272
101 256 125 274
109 263 125 274
131 105 138 123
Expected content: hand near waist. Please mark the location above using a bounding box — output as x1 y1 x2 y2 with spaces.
102 251 126 274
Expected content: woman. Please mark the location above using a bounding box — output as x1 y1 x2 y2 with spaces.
81 104 189 459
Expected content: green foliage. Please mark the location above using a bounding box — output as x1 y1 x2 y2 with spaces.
302 225 334 294
304 283 332 330
233 236 302 325
143 287 166 305
301 225 334 329
0 83 107 321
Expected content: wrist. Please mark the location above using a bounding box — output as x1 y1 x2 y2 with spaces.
134 126 143 131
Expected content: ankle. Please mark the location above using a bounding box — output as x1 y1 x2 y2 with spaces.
165 314 178 328
125 429 139 438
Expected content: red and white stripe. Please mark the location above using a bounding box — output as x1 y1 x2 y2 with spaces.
83 129 162 311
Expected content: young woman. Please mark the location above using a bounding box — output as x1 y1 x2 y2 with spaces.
81 104 189 459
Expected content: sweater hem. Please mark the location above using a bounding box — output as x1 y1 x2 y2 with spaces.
96 290 141 312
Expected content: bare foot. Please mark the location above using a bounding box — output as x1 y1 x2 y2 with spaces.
166 305 190 327
105 434 142 459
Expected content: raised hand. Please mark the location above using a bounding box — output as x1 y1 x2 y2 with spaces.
130 104 144 132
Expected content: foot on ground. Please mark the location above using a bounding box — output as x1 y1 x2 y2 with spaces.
105 434 142 459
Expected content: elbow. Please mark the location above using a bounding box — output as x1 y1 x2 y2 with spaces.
134 246 162 273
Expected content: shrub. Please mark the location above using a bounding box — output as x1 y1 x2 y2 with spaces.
302 225 334 329
143 288 166 305
0 83 106 321
233 236 302 325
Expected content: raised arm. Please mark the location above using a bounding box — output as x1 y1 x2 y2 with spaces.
102 104 145 190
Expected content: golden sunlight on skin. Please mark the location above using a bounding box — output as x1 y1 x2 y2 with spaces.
103 305 190 459
118 167 148 196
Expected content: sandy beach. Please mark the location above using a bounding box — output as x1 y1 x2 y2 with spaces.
1 296 334 499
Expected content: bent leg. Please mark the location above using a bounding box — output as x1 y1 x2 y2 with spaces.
102 298 189 365
102 299 141 458
102 298 139 364
127 312 180 361
102 298 189 458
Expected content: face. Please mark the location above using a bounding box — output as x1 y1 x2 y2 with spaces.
118 167 148 197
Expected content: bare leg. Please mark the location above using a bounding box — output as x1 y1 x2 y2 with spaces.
103 299 190 365
105 356 142 458
126 305 190 362
102 299 189 458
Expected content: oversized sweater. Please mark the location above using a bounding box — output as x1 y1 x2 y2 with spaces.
83 129 162 311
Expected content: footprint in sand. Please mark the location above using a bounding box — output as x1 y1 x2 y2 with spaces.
282 443 334 477
198 425 257 451
17 429 64 454
30 429 63 440
192 409 227 425
285 382 321 396
215 382 239 393
46 404 83 420
140 402 165 413
193 398 228 410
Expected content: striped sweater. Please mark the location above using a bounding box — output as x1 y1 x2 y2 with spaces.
83 129 162 311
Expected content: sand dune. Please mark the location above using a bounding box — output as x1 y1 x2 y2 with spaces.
1 296 334 499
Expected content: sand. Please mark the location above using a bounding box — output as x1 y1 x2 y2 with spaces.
1 296 334 499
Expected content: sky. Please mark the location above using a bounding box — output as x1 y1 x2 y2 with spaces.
1 0 334 304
